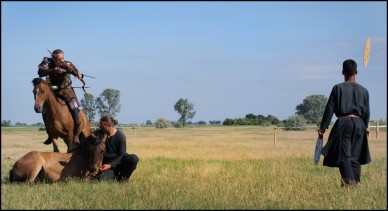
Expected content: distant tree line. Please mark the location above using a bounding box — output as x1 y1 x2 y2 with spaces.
154 118 222 129
4 94 385 130
209 120 222 125
1 120 11 127
1 120 44 127
223 114 281 126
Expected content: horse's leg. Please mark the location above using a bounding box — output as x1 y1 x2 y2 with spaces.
40 153 66 182
79 111 91 140
27 162 45 183
44 168 61 182
42 112 53 145
67 134 77 152
52 139 59 152
11 152 44 183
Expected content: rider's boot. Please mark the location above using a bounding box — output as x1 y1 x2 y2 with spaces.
70 107 82 146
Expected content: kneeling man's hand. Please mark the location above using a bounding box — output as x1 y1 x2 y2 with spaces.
100 164 112 172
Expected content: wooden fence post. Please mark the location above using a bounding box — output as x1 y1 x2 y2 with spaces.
274 127 277 147
376 119 379 139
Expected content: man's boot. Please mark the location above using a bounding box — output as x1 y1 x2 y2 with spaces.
70 107 81 146
74 122 82 145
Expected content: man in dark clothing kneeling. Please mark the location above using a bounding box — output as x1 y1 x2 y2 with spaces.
96 115 139 182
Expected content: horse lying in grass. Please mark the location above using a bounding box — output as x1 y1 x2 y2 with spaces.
8 131 107 183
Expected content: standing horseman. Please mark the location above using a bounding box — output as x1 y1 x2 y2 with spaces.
37 49 85 149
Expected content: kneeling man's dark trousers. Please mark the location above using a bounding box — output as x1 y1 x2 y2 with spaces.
99 154 139 182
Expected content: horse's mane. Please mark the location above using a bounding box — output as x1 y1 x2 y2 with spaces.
32 78 46 86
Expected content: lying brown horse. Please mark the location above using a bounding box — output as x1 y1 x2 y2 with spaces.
32 78 91 152
8 131 107 183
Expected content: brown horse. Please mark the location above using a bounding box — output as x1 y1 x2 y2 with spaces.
32 78 91 152
8 131 107 183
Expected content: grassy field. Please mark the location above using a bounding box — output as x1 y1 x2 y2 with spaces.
1 126 386 209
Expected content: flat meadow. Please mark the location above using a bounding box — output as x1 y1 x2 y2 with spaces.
1 126 386 209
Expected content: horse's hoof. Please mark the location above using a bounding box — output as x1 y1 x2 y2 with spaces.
43 138 53 145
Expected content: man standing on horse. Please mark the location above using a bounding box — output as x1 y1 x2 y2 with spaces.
38 49 84 147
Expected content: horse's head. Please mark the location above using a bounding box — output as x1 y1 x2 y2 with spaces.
84 130 108 179
32 78 50 113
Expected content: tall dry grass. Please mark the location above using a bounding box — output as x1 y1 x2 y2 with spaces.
1 126 386 209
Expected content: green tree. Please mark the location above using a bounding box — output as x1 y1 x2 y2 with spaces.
1 120 11 127
296 94 328 125
146 120 153 125
96 89 121 118
31 122 43 127
80 93 96 122
174 98 196 128
155 118 171 129
377 118 387 125
245 113 257 120
266 115 281 125
173 121 183 128
222 118 235 125
284 115 307 131
236 118 250 125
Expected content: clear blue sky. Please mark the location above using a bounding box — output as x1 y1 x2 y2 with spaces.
1 1 387 124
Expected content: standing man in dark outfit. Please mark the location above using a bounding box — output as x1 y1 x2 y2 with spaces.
318 59 371 187
38 49 84 148
97 115 139 182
